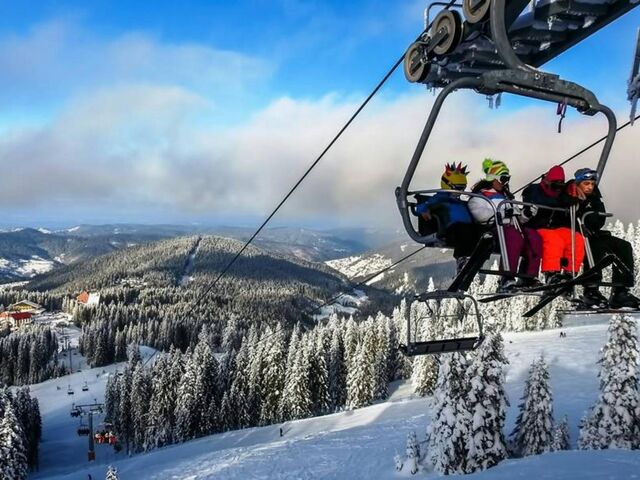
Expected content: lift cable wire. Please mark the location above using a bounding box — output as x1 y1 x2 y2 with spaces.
512 112 640 194
193 1 460 306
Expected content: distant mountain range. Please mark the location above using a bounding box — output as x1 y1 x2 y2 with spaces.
0 224 400 283
0 223 462 292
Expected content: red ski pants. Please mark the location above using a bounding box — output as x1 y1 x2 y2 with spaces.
538 227 584 273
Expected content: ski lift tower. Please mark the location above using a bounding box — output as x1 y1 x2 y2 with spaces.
70 402 104 461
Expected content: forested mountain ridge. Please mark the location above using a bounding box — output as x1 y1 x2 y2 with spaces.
15 235 391 365
0 227 175 282
26 235 346 293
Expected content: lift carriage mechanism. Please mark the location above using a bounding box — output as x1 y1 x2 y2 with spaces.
396 0 640 355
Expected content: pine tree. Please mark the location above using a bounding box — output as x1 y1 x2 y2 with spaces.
511 356 554 456
465 333 509 472
0 394 28 480
175 349 200 442
286 335 313 420
426 352 470 475
260 328 286 425
372 316 390 400
130 364 152 452
578 314 640 450
328 324 346 410
105 465 119 479
346 329 375 409
551 415 570 451
309 329 330 414
410 313 438 397
406 431 420 475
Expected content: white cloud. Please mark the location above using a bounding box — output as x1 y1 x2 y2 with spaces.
1 86 637 227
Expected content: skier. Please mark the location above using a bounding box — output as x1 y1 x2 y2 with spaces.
572 168 640 309
521 165 584 283
415 162 480 272
468 159 543 291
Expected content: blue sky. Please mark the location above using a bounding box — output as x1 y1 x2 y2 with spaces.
0 1 638 228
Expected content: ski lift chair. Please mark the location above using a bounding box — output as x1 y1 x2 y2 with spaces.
67 385 74 395
400 290 484 355
77 420 90 437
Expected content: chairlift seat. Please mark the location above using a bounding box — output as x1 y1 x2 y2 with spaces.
400 336 483 355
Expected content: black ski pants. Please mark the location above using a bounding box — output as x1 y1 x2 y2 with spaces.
586 233 635 288
445 223 484 259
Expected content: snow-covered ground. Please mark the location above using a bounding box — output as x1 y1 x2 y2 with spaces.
326 253 392 281
29 318 640 480
0 255 55 277
312 289 369 320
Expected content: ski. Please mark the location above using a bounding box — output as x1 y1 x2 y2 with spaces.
480 254 616 305
522 255 616 317
559 308 640 315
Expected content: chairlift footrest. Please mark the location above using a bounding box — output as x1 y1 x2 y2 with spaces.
400 336 484 356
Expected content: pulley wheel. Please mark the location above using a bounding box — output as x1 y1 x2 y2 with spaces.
403 42 431 83
430 10 463 56
463 0 490 24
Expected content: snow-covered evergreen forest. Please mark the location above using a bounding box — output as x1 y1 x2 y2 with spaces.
0 386 42 479
2 220 640 477
0 326 67 386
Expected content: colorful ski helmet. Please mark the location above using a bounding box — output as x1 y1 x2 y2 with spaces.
482 158 510 182
441 162 469 190
574 168 598 183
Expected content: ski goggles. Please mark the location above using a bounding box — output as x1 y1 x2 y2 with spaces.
547 181 565 191
441 176 466 190
498 174 511 185
575 169 598 182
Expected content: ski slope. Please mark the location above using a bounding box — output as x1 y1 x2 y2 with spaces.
32 318 640 479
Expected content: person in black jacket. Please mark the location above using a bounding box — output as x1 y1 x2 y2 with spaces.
573 168 639 309
521 165 583 283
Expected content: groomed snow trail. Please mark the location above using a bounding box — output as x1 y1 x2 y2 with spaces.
33 319 640 479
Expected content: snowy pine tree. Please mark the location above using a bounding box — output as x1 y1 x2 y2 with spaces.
511 356 554 456
578 314 640 450
346 328 375 410
0 392 28 480
410 312 438 397
551 415 570 451
426 352 471 475
105 465 119 479
465 333 509 472
406 430 420 475
328 324 347 410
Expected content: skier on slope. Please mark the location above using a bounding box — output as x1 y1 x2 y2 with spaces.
571 168 640 309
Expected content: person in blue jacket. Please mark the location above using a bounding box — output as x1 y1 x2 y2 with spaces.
415 163 479 272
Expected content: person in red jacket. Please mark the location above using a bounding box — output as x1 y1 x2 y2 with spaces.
521 165 584 283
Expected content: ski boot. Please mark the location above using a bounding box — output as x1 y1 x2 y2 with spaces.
544 271 571 285
517 277 543 289
577 286 608 309
608 287 640 310
497 277 518 293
